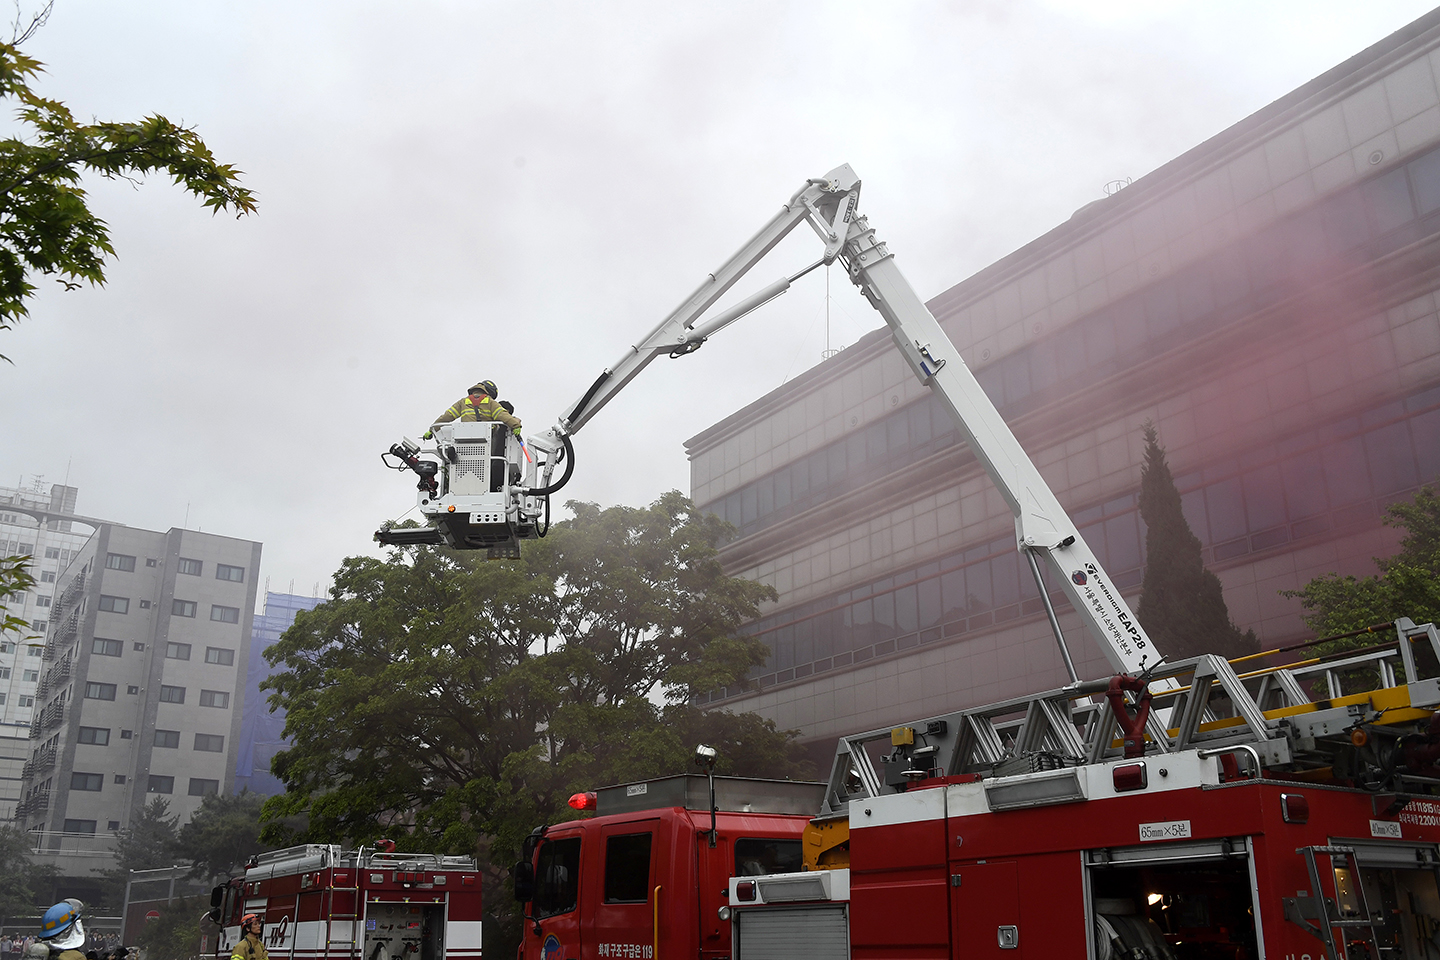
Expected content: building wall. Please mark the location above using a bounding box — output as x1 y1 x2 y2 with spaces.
0 481 90 818
20 524 262 853
235 591 324 797
687 10 1440 750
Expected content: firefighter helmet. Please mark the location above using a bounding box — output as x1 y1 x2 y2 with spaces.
470 380 498 398
39 899 85 949
241 913 262 929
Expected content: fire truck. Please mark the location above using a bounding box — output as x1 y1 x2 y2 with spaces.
509 772 823 960
207 843 484 960
726 617 1440 959
447 166 1440 958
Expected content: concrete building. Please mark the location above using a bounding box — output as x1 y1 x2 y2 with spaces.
688 9 1440 758
18 523 261 883
0 480 94 819
235 591 323 796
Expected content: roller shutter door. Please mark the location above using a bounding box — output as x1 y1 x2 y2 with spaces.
733 903 848 960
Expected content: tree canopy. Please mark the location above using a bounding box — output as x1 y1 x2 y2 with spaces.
96 796 179 910
0 823 55 919
0 34 255 357
1286 484 1440 639
175 790 267 882
1135 422 1257 662
261 492 807 861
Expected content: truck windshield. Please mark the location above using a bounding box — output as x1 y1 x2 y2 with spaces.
534 837 581 918
735 838 803 876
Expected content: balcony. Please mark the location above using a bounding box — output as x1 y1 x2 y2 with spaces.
38 658 70 697
16 791 50 819
21 745 56 780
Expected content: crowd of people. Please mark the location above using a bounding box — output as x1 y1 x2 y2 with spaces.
0 931 127 960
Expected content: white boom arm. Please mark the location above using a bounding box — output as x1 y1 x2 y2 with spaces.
534 164 1160 676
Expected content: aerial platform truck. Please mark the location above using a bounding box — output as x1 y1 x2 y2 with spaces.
206 843 484 960
380 167 1440 958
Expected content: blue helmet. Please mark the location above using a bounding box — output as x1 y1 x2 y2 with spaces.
40 899 84 949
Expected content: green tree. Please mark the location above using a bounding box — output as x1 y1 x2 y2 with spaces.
1286 485 1440 640
261 492 809 957
96 797 179 910
0 824 55 921
174 790 268 881
1 554 37 640
1135 422 1257 662
134 895 205 960
0 31 255 358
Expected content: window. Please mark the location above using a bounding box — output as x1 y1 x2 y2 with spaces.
69 772 102 791
216 563 245 583
145 558 157 568
194 733 225 752
0 643 10 654
108 819 120 829
188 778 218 797
133 642 145 651
39 571 54 583
0 668 12 680
77 727 110 746
177 558 202 576
209 605 240 624
84 682 116 701
113 775 125 785
165 642 191 660
27 645 41 656
138 600 151 609
120 729 133 739
92 638 122 657
734 838 804 876
34 596 49 608
63 819 96 834
159 685 185 704
534 837 582 919
0 694 7 705
104 553 136 572
199 689 230 709
603 833 653 903
16 696 31 707
21 670 37 682
153 730 180 748
98 595 129 614
43 547 59 559
147 775 174 794
204 647 235 666
126 685 139 695
171 599 196 618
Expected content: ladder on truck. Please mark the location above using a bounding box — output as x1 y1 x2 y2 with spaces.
817 618 1440 817
324 874 360 960
1282 846 1385 960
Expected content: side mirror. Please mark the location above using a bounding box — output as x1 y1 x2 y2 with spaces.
208 885 224 922
513 861 535 902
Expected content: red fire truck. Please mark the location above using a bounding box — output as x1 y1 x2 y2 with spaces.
208 843 484 960
725 618 1440 960
511 774 822 960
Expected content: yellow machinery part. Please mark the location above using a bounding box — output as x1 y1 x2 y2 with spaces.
803 816 850 871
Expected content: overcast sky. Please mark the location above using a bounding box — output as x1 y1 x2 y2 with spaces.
0 0 1435 601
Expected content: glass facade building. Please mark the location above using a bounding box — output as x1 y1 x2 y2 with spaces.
687 10 1440 753
234 591 323 796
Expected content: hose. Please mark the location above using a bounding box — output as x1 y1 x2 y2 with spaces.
536 495 551 538
567 371 611 427
527 434 575 498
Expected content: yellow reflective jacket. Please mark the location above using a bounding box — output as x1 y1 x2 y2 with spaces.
231 933 268 960
433 395 521 431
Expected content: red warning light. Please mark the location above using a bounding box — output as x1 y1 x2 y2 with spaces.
568 791 598 811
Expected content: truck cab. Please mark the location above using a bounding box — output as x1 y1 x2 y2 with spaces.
514 775 822 960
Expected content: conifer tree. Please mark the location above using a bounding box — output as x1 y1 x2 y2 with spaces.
1135 421 1257 662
